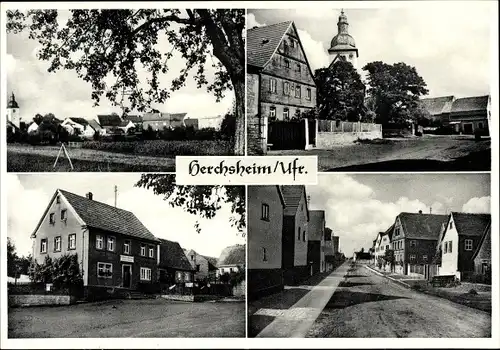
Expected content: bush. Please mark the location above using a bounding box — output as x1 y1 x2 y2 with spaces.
468 289 478 295
220 113 236 140
29 254 83 291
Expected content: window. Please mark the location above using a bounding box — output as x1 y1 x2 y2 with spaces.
40 239 47 253
261 203 270 221
306 88 311 101
56 196 61 204
478 122 483 129
61 209 67 220
298 227 301 240
107 236 115 252
423 255 428 261
141 244 146 256
196 264 200 272
283 41 289 54
449 241 453 253
444 241 448 254
295 85 301 98
49 213 55 225
229 267 234 273
349 53 354 59
269 106 276 120
124 240 131 255
283 82 290 95
283 108 290 121
385 245 389 251
290 39 295 48
262 247 267 261
68 234 76 250
149 246 154 258
410 254 416 261
394 228 400 236
184 272 191 282
284 59 290 68
302 231 306 242
96 235 104 250
270 78 277 93
191 254 194 261
465 239 473 251
140 267 152 281
295 63 301 73
410 240 416 247
54 236 61 252
449 221 453 229
97 262 113 278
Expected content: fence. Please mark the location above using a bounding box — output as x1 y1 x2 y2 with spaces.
161 282 233 297
316 120 383 147
318 120 382 133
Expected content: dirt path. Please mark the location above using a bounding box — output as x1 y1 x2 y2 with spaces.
307 263 491 338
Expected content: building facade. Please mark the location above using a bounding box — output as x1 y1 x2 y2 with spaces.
184 249 217 282
158 238 194 285
307 210 326 275
247 186 285 299
449 95 490 135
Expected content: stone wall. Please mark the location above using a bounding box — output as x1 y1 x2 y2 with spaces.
160 294 195 302
316 130 383 148
232 279 246 298
9 294 76 307
247 73 267 155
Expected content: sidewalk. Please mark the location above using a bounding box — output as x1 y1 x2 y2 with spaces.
254 262 350 338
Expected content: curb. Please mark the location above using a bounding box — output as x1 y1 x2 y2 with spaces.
363 265 411 288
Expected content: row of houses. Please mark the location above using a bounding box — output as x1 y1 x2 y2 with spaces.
248 185 343 300
371 210 491 283
30 189 245 299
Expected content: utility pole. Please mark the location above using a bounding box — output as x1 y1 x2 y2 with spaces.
114 185 118 208
430 207 432 214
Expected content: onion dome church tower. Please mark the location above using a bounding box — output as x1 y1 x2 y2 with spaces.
7 92 22 128
328 10 359 70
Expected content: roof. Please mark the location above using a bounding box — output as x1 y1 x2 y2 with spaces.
450 95 489 114
87 119 102 131
119 120 133 127
385 223 395 241
58 189 159 242
97 114 122 127
158 239 195 271
218 244 245 266
247 21 292 68
69 117 89 126
8 93 19 109
451 212 491 237
123 115 142 123
472 221 491 261
308 210 325 241
7 121 20 130
201 255 218 270
170 113 187 121
420 96 455 115
281 185 309 219
398 212 448 240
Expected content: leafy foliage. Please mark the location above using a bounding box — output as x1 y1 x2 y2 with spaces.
7 238 19 278
315 60 366 121
363 61 429 124
29 254 83 288
383 249 396 272
7 9 246 154
135 174 245 235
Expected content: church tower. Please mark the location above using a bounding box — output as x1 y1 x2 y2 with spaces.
328 10 359 70
7 92 22 128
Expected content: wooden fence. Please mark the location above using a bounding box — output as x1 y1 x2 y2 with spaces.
318 120 382 133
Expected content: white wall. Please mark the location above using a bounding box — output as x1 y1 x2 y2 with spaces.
439 215 460 278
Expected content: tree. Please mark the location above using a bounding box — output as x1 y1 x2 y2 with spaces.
7 9 245 155
363 61 429 124
7 238 19 278
219 112 236 141
314 60 365 121
33 113 44 125
135 174 245 235
383 249 395 272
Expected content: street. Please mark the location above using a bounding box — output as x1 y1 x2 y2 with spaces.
8 298 245 338
307 263 491 338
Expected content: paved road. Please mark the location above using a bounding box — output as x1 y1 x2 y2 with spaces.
8 299 245 338
307 263 491 338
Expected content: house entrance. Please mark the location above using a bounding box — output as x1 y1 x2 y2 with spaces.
268 120 306 150
122 264 132 288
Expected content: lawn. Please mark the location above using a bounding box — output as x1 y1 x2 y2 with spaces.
8 298 245 338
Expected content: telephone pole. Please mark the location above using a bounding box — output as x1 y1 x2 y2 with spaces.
114 185 118 208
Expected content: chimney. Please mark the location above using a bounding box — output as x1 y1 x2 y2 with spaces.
430 207 432 214
86 192 93 200
418 210 422 214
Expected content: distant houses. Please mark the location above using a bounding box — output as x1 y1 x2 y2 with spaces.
217 244 245 277
184 249 218 282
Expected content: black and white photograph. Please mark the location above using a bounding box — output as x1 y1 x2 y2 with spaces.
247 174 491 338
6 174 246 338
5 8 245 172
246 4 493 171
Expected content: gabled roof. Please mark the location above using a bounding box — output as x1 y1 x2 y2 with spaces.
218 244 245 266
420 96 455 115
450 95 489 114
123 115 142 123
308 210 325 241
451 212 491 237
158 239 195 271
472 221 492 261
119 120 134 127
170 113 187 121
247 21 292 68
68 117 89 126
32 189 159 242
281 185 309 220
385 223 395 241
202 255 218 270
97 114 122 127
87 119 102 131
398 212 448 240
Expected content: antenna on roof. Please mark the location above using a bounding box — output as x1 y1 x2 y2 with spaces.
114 185 118 208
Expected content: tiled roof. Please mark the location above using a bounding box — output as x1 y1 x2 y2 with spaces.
201 255 218 270
218 244 245 266
472 221 491 261
123 115 142 123
308 210 325 241
68 117 90 126
158 239 195 271
450 95 489 114
420 96 455 115
451 212 491 237
281 185 307 217
97 114 122 127
87 119 102 131
247 21 292 68
398 212 448 240
170 113 187 121
59 189 159 242
385 223 395 240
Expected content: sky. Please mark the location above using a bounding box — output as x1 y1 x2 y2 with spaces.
248 3 493 98
306 173 491 257
7 174 245 258
6 10 233 122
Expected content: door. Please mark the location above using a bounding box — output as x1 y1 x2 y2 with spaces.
122 264 132 288
463 123 473 134
268 120 306 150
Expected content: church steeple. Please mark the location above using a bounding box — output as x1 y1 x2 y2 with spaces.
338 9 349 35
328 9 359 69
8 92 19 109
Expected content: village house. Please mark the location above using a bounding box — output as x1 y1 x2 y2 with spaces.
123 115 143 131
247 21 317 154
142 112 188 131
307 210 326 276
281 185 310 285
472 221 491 283
31 189 161 300
61 118 97 138
437 212 491 281
216 244 246 277
184 249 218 282
158 238 195 285
27 121 39 133
323 229 335 271
448 95 490 135
97 114 125 134
88 119 105 135
391 211 448 277
419 95 455 125
247 186 286 300
374 226 394 271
